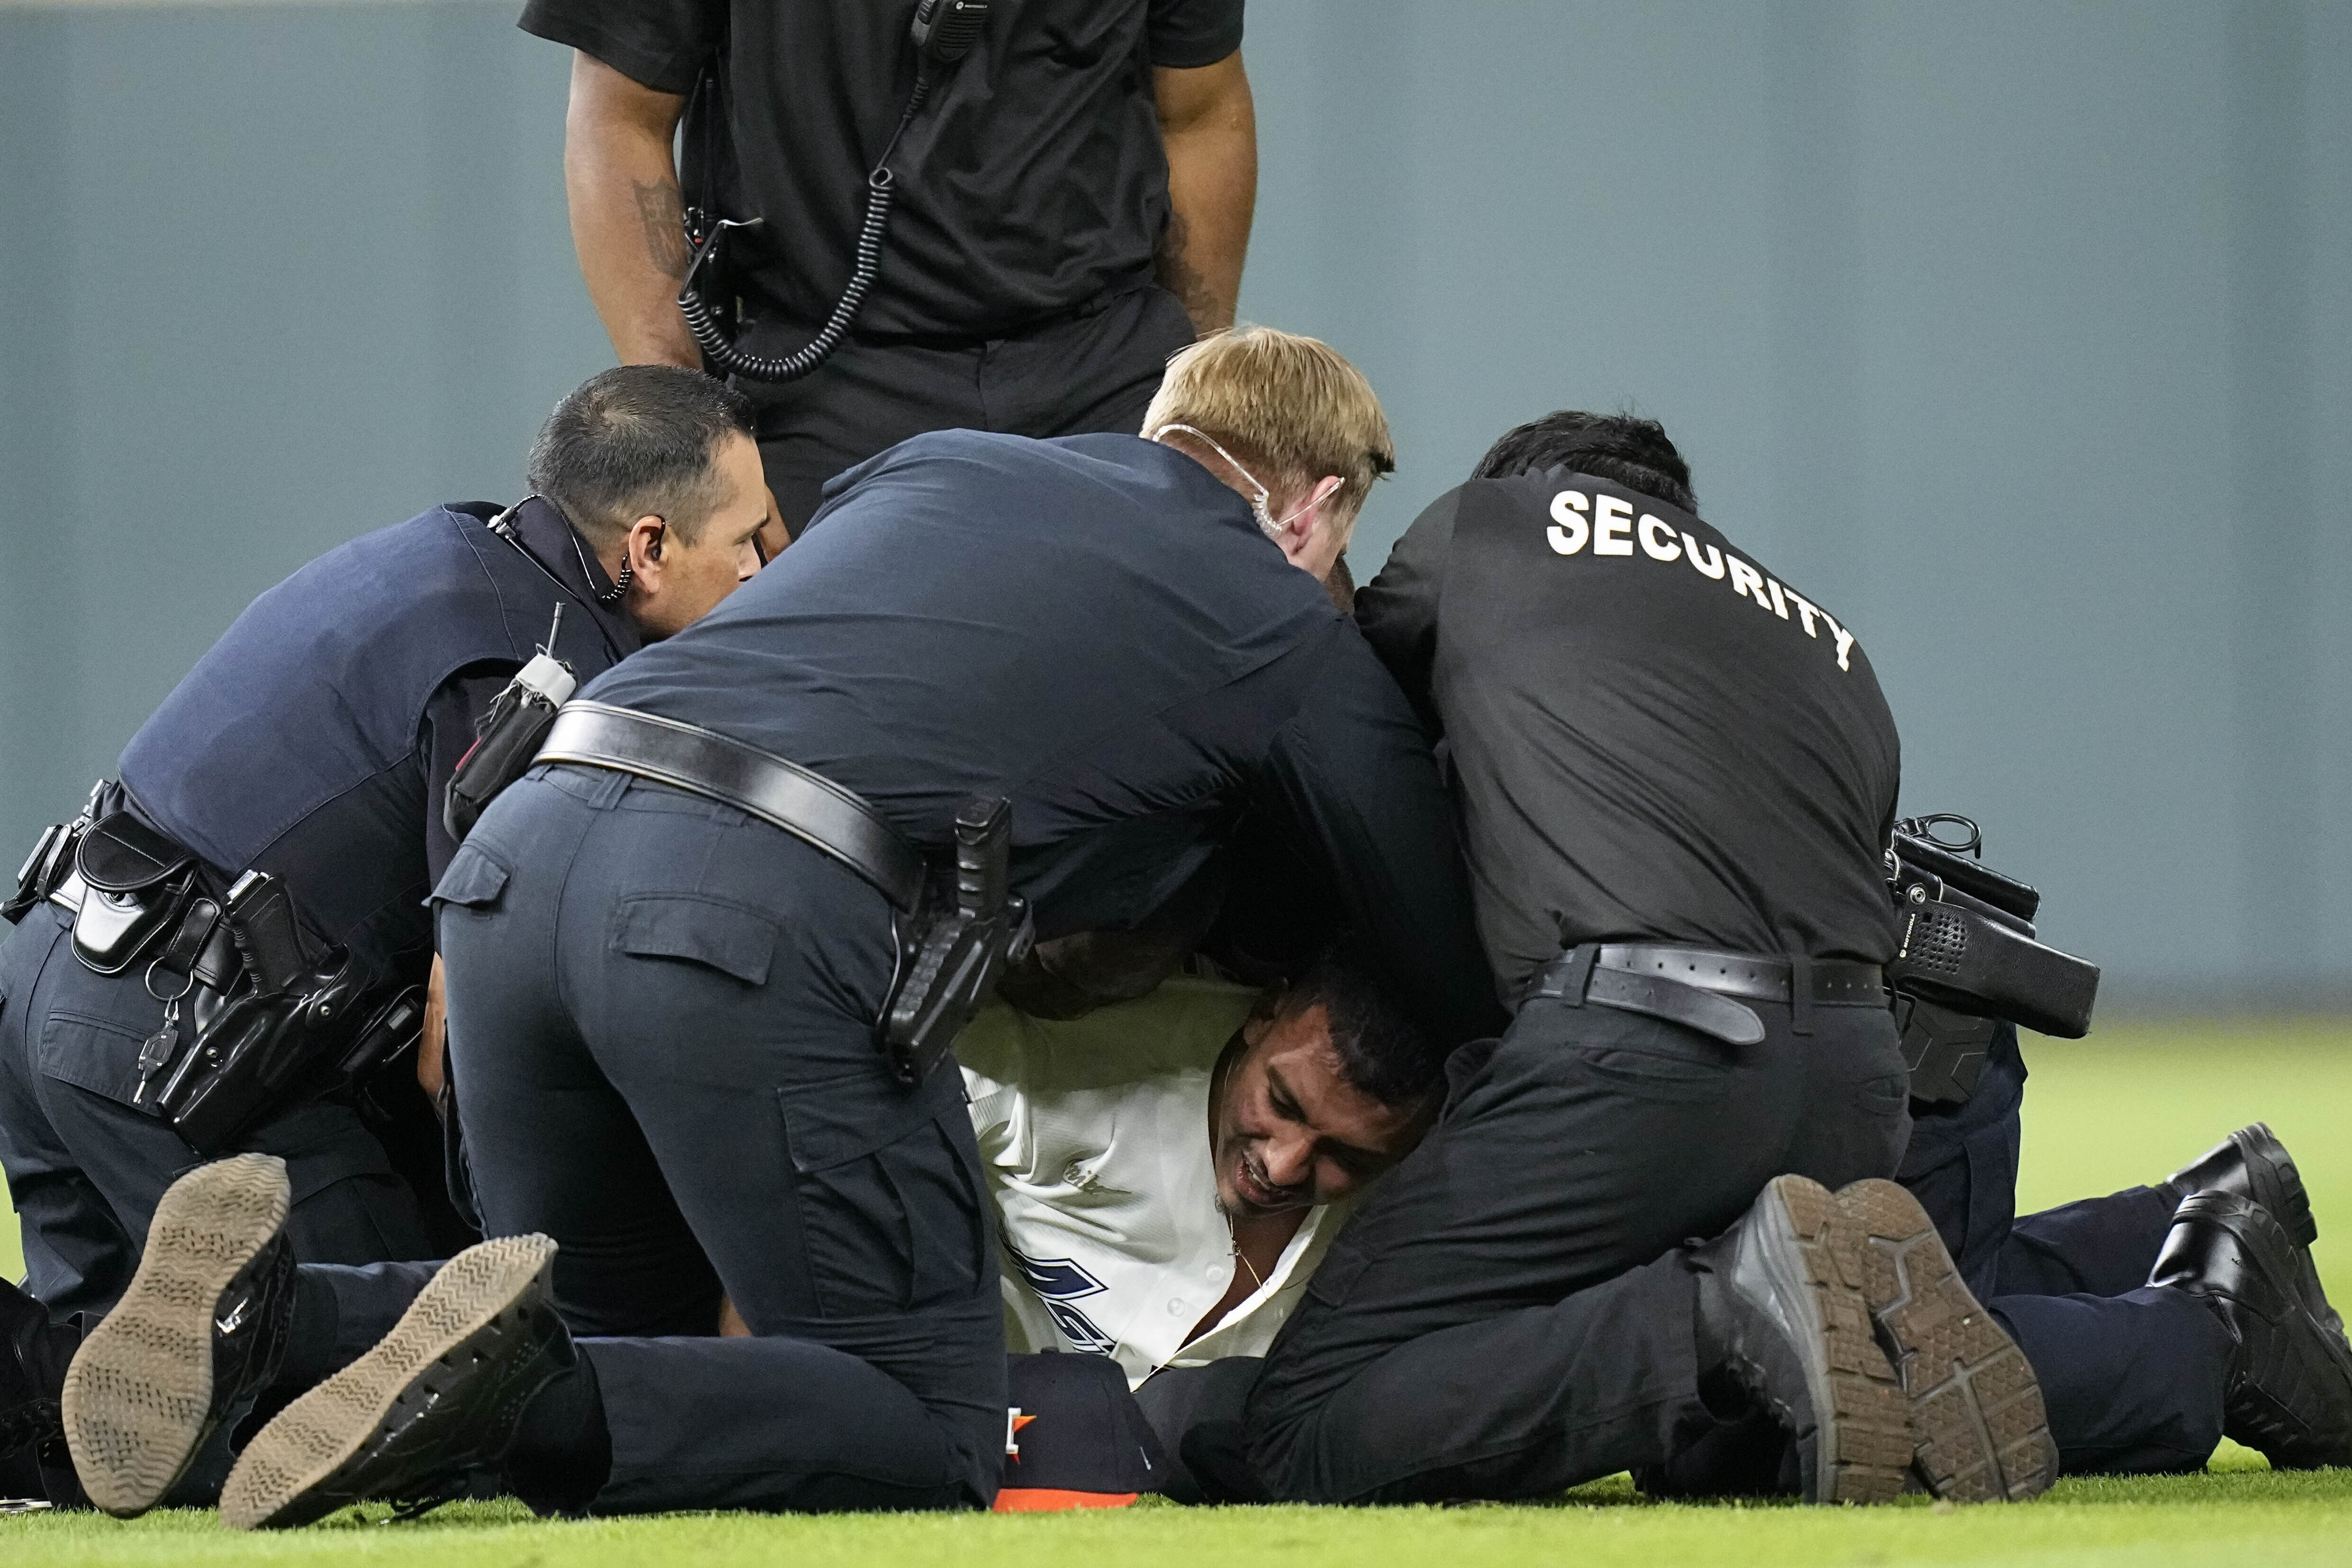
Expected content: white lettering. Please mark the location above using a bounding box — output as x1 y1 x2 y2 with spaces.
1637 514 1682 562
1681 533 1726 579
1726 557 1772 609
1784 589 1824 638
1821 610 1857 672
1593 494 1635 556
1765 578 1791 620
1546 491 1590 555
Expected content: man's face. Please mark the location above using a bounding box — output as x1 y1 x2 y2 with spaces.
1210 1000 1433 1219
635 432 769 639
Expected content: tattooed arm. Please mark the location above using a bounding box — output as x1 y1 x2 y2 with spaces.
1153 50 1256 337
563 50 700 368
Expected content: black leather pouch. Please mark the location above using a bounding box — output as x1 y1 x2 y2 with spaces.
69 813 198 975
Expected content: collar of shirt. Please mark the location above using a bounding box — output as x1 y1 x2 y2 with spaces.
505 495 642 663
960 979 1352 1390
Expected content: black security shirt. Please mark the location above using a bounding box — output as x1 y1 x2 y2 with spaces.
519 0 1244 339
584 431 1501 1046
1356 471 1902 998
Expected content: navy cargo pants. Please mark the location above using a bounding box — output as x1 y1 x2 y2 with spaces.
0 902 431 1318
1900 1025 2231 1472
433 764 1004 1513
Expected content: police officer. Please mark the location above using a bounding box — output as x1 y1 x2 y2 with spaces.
1235 412 2055 1507
529 0 1255 544
62 327 1501 1524
0 366 765 1504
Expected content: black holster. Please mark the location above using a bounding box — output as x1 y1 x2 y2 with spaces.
12 789 425 1153
879 796 1035 1087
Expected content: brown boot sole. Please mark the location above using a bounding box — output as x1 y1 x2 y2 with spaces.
60 1153 290 1518
1835 1178 2057 1501
1763 1176 1916 1504
220 1234 558 1530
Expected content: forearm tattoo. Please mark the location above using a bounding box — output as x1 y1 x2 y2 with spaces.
632 178 691 281
1155 209 1220 335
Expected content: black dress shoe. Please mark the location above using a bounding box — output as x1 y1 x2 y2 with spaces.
2167 1124 2336 1335
2169 1123 2316 1246
1834 1179 2056 1502
1689 1175 1912 1505
0 1282 79 1459
61 1153 299 1517
2153 1190 2352 1470
222 1234 570 1529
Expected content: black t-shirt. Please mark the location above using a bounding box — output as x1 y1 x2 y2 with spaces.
1356 471 1903 998
585 430 1503 1046
520 0 1244 339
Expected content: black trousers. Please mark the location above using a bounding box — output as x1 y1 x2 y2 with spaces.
746 284 1196 536
1243 963 1911 1502
1899 1027 2229 1472
434 764 1003 1513
0 903 430 1318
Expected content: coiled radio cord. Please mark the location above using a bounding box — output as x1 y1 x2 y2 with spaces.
677 76 933 384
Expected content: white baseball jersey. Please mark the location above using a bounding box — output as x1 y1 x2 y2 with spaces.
958 977 1349 1391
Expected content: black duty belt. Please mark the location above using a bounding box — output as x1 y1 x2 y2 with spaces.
536 702 926 912
1524 943 1888 1048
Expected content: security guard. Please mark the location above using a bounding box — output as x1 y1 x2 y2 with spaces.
61 327 1499 1525
1237 412 2054 1506
528 0 1255 542
0 366 766 1499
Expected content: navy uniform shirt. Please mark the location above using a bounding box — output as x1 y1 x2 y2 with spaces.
585 431 1500 1046
121 498 637 978
1356 471 1903 998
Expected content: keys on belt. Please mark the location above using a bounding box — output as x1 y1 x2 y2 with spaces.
1524 943 1888 1046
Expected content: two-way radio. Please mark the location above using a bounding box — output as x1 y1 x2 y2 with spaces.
1884 814 2102 1102
677 0 991 384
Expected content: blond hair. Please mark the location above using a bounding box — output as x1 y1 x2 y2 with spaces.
1142 326 1395 516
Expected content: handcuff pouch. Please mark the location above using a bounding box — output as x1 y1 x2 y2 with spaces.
69 811 199 975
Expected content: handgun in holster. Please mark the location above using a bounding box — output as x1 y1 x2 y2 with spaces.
880 796 1035 1087
150 870 423 1153
1884 817 2101 1104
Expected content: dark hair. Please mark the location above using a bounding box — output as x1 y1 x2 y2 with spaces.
1472 411 1697 514
526 365 755 549
1270 942 1442 1109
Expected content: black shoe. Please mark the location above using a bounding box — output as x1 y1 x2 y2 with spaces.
2152 1190 2352 1470
2168 1123 2316 1247
2168 1124 2337 1335
1632 1408 1802 1499
1689 1175 1912 1505
0 1282 79 1459
221 1234 569 1529
1833 1179 2056 1501
61 1153 298 1517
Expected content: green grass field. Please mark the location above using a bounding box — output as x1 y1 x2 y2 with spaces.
6 1018 2350 1566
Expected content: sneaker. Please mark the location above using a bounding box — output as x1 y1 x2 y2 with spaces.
221 1234 570 1529
1688 1174 1913 1504
0 1282 77 1459
61 1153 297 1517
1833 1178 2056 1501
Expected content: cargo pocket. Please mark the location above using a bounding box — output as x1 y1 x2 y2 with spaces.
431 841 511 912
610 894 776 986
780 1070 987 1318
39 1008 156 1108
